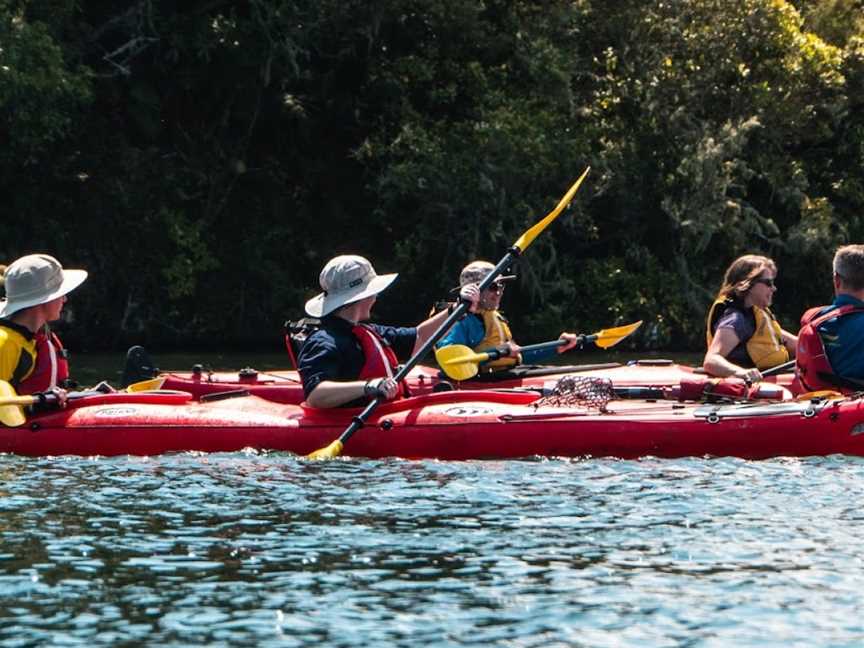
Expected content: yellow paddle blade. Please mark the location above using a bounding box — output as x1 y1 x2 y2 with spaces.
0 380 28 427
0 380 18 400
434 345 489 381
307 439 344 460
513 167 590 252
125 377 166 392
0 405 26 427
593 320 643 349
796 390 844 401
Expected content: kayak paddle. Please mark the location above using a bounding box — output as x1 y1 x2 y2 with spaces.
0 377 169 427
762 359 795 377
0 380 27 426
435 320 643 381
126 377 167 391
307 166 592 459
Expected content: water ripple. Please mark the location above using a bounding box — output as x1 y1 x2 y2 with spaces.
0 454 863 645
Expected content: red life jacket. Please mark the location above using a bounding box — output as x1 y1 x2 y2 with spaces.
792 304 864 394
352 324 408 398
17 327 70 394
284 318 320 370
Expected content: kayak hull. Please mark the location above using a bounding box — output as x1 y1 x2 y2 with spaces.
5 390 863 460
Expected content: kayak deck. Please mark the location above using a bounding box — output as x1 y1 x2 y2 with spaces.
158 360 797 404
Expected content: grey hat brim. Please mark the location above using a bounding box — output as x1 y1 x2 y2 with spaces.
0 269 88 318
305 272 398 317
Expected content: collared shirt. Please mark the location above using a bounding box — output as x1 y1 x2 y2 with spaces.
818 294 864 380
297 315 416 400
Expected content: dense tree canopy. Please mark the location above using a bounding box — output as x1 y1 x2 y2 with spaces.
1 0 863 353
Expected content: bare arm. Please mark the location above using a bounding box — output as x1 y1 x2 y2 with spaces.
781 329 798 355
413 308 451 355
306 377 398 409
306 380 368 408
703 328 762 382
412 285 480 355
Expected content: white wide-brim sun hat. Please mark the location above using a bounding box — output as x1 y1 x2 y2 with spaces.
0 254 88 318
305 255 397 317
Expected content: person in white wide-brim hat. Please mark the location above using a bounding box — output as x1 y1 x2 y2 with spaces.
298 254 476 408
0 254 88 396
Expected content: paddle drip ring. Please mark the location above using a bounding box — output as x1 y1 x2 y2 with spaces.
536 375 616 411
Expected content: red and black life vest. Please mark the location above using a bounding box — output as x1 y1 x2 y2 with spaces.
17 327 70 394
352 324 408 398
793 304 864 394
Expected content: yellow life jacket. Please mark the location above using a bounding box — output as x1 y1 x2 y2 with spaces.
476 310 519 371
706 299 789 370
0 321 37 389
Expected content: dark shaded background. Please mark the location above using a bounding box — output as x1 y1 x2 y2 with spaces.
2 0 862 353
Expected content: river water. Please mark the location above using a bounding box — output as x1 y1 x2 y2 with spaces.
1 353 863 646
1 455 863 646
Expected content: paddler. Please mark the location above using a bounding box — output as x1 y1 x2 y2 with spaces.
0 254 88 399
703 254 797 383
298 255 476 408
794 244 864 392
434 260 579 373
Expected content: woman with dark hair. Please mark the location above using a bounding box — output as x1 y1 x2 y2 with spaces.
703 254 797 382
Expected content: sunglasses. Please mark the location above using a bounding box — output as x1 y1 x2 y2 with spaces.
486 281 506 294
753 277 776 288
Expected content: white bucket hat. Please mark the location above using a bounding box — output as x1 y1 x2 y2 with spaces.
305 255 397 317
0 254 88 318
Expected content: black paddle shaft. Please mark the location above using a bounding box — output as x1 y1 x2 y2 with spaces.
336 248 523 444
762 359 796 377
486 335 593 362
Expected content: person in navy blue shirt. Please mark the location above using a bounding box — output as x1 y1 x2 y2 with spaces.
298 255 477 408
810 245 864 382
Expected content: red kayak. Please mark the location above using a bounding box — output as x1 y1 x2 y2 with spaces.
2 386 858 459
157 359 797 404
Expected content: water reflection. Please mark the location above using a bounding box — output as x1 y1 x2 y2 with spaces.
0 455 862 645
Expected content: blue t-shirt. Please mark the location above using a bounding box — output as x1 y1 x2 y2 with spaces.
436 313 558 366
817 294 864 380
437 314 486 350
298 315 416 400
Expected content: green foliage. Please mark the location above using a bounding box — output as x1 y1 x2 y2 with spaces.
1 0 863 355
568 0 863 337
794 0 864 46
0 1 91 161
